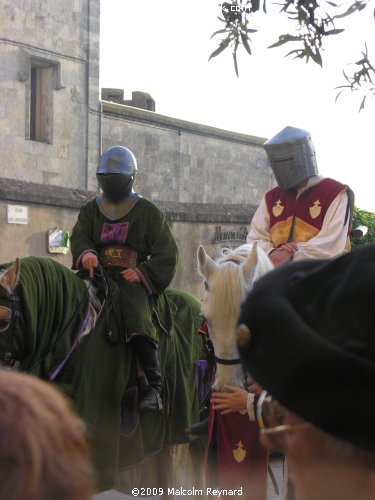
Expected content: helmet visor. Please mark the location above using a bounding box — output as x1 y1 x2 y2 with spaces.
97 173 134 201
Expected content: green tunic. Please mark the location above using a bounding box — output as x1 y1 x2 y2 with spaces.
70 198 179 343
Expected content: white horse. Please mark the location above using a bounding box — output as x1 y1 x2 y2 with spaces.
197 242 274 391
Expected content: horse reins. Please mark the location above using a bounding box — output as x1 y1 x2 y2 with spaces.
0 265 93 373
30 264 118 374
27 284 90 373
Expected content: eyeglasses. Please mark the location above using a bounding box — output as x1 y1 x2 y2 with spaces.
257 390 312 436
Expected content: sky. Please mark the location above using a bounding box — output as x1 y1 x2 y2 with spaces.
100 0 375 212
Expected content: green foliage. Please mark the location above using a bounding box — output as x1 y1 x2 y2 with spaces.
335 44 375 111
350 207 375 247
211 0 374 104
211 1 259 76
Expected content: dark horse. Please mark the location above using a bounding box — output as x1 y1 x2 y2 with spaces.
0 257 207 492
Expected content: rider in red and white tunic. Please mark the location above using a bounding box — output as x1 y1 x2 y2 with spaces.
247 126 354 267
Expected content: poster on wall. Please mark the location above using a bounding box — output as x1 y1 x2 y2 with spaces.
47 228 70 254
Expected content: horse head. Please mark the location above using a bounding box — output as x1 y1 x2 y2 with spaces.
197 243 273 391
0 259 20 333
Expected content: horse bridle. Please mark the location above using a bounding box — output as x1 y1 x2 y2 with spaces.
214 354 241 366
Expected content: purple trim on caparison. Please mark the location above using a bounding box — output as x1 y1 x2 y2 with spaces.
195 360 210 406
134 268 153 296
49 305 91 382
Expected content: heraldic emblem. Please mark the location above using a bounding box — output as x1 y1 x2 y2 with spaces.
309 199 322 219
233 440 247 463
272 200 284 217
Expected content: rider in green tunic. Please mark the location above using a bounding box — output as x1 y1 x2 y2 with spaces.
70 145 179 413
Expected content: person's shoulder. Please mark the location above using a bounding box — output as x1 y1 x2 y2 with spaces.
317 176 344 187
81 198 97 211
138 197 163 214
266 185 281 193
265 185 282 198
320 177 347 192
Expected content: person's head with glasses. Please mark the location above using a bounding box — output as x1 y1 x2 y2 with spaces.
236 243 375 500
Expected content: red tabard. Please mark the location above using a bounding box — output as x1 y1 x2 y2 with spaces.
265 178 347 248
207 405 268 500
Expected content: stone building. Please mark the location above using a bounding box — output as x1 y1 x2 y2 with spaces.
0 0 100 189
0 0 272 296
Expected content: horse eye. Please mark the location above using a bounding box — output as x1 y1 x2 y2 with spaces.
0 319 10 332
204 280 209 291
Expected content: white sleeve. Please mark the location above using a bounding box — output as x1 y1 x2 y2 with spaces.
246 196 275 255
293 190 350 261
246 393 256 421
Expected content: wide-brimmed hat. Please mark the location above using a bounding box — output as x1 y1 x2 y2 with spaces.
237 244 375 452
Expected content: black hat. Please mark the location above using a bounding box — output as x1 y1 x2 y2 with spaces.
237 244 375 452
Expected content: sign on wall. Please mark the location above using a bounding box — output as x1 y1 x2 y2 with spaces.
213 225 248 244
7 204 29 224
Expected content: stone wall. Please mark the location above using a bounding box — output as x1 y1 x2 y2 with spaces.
0 0 100 190
101 101 272 205
0 179 258 297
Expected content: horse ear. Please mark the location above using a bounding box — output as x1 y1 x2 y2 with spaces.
243 243 273 284
197 245 217 280
242 242 259 283
0 258 20 294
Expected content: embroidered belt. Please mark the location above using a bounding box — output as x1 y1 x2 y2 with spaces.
100 245 139 268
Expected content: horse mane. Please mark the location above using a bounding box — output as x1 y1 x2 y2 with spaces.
201 245 253 319
217 244 253 265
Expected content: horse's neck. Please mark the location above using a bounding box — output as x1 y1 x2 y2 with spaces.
213 364 244 392
19 257 88 331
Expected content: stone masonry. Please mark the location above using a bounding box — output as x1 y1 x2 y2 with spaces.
0 0 273 296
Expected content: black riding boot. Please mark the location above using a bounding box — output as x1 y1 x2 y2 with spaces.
133 336 163 413
185 417 209 436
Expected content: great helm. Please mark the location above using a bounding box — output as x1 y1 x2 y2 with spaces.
264 126 318 190
96 146 137 202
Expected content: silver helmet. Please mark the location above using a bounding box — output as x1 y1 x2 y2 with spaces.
96 146 141 221
96 145 137 202
264 126 318 190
